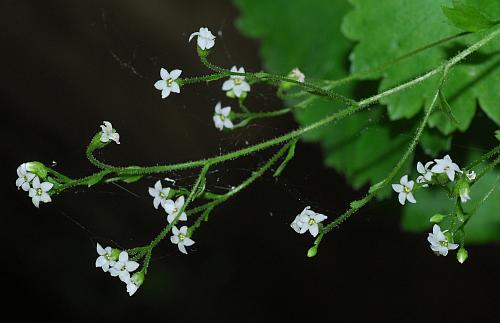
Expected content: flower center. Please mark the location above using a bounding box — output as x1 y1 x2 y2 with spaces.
439 240 449 247
36 188 43 196
166 78 174 87
179 234 185 241
403 186 410 193
234 78 242 85
220 114 225 121
308 218 316 225
159 192 166 199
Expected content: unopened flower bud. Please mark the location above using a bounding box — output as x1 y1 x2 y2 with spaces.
307 246 318 258
430 214 445 223
26 161 48 179
457 247 468 264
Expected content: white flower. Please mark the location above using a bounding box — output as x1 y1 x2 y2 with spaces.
127 281 139 296
459 187 471 203
213 102 233 131
431 155 461 181
290 68 305 83
392 175 416 205
163 196 188 223
466 171 476 181
416 161 434 186
95 243 116 272
100 121 120 144
427 224 459 256
28 177 53 208
154 68 182 99
170 226 195 254
148 180 171 209
291 206 327 237
109 251 139 283
222 66 250 98
188 27 216 50
16 163 36 191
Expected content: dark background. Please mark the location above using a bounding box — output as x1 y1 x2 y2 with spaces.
3 1 500 322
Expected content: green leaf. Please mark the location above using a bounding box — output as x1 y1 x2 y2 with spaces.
342 0 500 134
442 0 496 32
495 130 500 141
86 172 108 187
235 0 411 197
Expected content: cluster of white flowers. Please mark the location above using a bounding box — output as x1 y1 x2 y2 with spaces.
16 163 54 208
392 155 476 205
95 243 143 296
148 180 194 254
290 206 328 237
100 121 120 144
153 27 254 131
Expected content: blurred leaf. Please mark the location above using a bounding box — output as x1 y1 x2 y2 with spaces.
235 0 411 197
495 130 500 140
342 0 500 134
442 0 496 32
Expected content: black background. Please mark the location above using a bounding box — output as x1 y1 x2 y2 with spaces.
3 1 500 322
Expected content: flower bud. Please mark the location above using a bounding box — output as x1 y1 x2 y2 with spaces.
131 272 145 286
457 247 468 264
307 246 318 258
26 161 48 179
430 214 445 223
110 248 121 261
453 177 471 203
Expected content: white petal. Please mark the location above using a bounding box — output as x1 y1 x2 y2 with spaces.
170 82 180 93
178 243 187 254
148 187 158 198
96 243 105 255
179 212 187 221
127 283 138 296
230 66 238 73
153 197 161 209
172 226 180 236
448 243 459 250
223 119 234 129
220 107 231 116
28 188 36 198
222 80 234 91
119 271 131 283
175 196 185 209
400 175 409 186
183 237 195 246
417 162 425 174
446 169 455 181
233 85 243 97
239 81 250 92
32 177 41 188
431 164 445 173
214 102 222 114
118 251 128 262
154 80 165 90
41 182 53 192
198 37 208 50
213 116 224 130
205 39 215 49
188 31 199 42
406 192 416 204
160 68 169 80
169 69 182 80
40 193 51 203
32 195 41 208
309 224 319 237
161 88 171 99
21 181 31 191
170 235 179 244
179 226 188 235
313 213 327 223
398 192 406 205
167 213 175 224
125 261 139 272
392 184 403 193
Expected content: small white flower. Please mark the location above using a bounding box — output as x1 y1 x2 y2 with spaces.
95 243 116 272
466 171 476 181
188 27 216 50
154 68 182 99
16 163 36 191
170 226 195 254
222 66 250 98
100 121 120 144
431 155 461 182
427 224 459 256
416 161 434 186
148 180 171 209
392 175 416 205
459 187 471 203
291 206 327 237
213 102 233 131
290 68 305 83
164 196 188 223
28 177 53 208
109 251 139 283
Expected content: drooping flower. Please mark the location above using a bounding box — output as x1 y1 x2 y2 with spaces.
154 68 182 99
416 161 434 186
100 121 120 144
188 27 216 50
427 224 459 256
170 226 195 254
164 196 188 223
392 175 416 205
213 102 233 131
431 155 461 182
28 177 53 208
222 66 250 98
459 186 471 203
126 272 144 296
16 163 36 191
95 243 118 272
466 171 476 181
109 251 140 283
291 206 328 237
148 180 171 209
289 68 305 83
